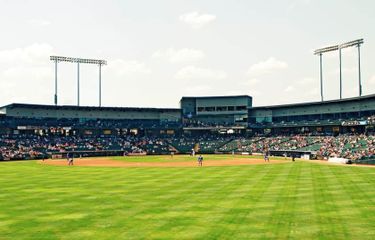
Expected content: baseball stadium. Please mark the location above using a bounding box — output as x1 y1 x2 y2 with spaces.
1 1 375 239
1 87 375 239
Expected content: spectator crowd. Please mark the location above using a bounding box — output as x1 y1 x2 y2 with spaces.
1 133 374 162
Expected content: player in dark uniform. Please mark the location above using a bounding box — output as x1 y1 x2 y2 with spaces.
197 155 203 166
263 143 270 162
264 151 270 162
67 152 74 166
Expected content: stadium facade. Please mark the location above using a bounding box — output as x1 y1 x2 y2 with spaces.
1 94 374 136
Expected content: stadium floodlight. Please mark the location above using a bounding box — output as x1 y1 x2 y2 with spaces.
314 45 339 55
50 56 107 65
339 38 364 49
314 38 364 101
50 56 107 107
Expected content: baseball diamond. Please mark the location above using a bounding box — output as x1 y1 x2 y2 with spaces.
1 1 375 239
0 155 375 239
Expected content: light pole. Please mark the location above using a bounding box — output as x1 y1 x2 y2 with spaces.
54 59 58 105
358 44 362 96
77 62 80 106
99 63 102 107
314 44 338 101
50 56 107 106
319 53 323 101
314 39 364 101
339 48 342 99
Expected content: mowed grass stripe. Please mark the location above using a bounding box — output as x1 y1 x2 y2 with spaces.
265 162 301 239
291 163 319 238
202 164 283 239
312 164 350 239
327 165 375 239
0 160 375 239
148 165 268 239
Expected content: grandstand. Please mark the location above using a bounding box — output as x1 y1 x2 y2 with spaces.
0 94 375 163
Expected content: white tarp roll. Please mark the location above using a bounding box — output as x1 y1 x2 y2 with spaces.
328 157 350 164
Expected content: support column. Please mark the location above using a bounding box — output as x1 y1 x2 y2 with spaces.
339 48 342 99
358 44 362 96
77 62 80 106
319 53 323 101
99 64 102 107
54 60 58 105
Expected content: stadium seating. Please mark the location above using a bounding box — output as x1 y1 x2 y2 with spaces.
196 140 229 153
1 134 375 163
169 140 196 153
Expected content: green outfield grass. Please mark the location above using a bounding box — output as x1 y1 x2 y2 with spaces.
0 158 375 239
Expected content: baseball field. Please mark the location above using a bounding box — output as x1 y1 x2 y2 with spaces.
1 155 375 239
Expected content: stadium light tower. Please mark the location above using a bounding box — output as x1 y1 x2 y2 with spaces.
314 44 339 101
314 39 364 101
338 39 364 96
50 56 107 106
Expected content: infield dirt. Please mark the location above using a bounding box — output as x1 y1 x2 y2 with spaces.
41 157 289 167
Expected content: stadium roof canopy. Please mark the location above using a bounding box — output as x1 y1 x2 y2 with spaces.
180 95 251 100
1 93 375 113
250 93 375 110
0 103 180 112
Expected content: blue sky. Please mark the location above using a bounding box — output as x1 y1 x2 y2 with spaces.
0 0 374 107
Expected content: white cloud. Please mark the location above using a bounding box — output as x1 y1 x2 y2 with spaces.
284 86 295 92
179 11 216 29
0 43 55 105
0 43 54 66
242 78 260 86
2 66 51 80
105 59 151 77
246 57 288 77
152 48 205 63
174 66 227 81
29 19 51 27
